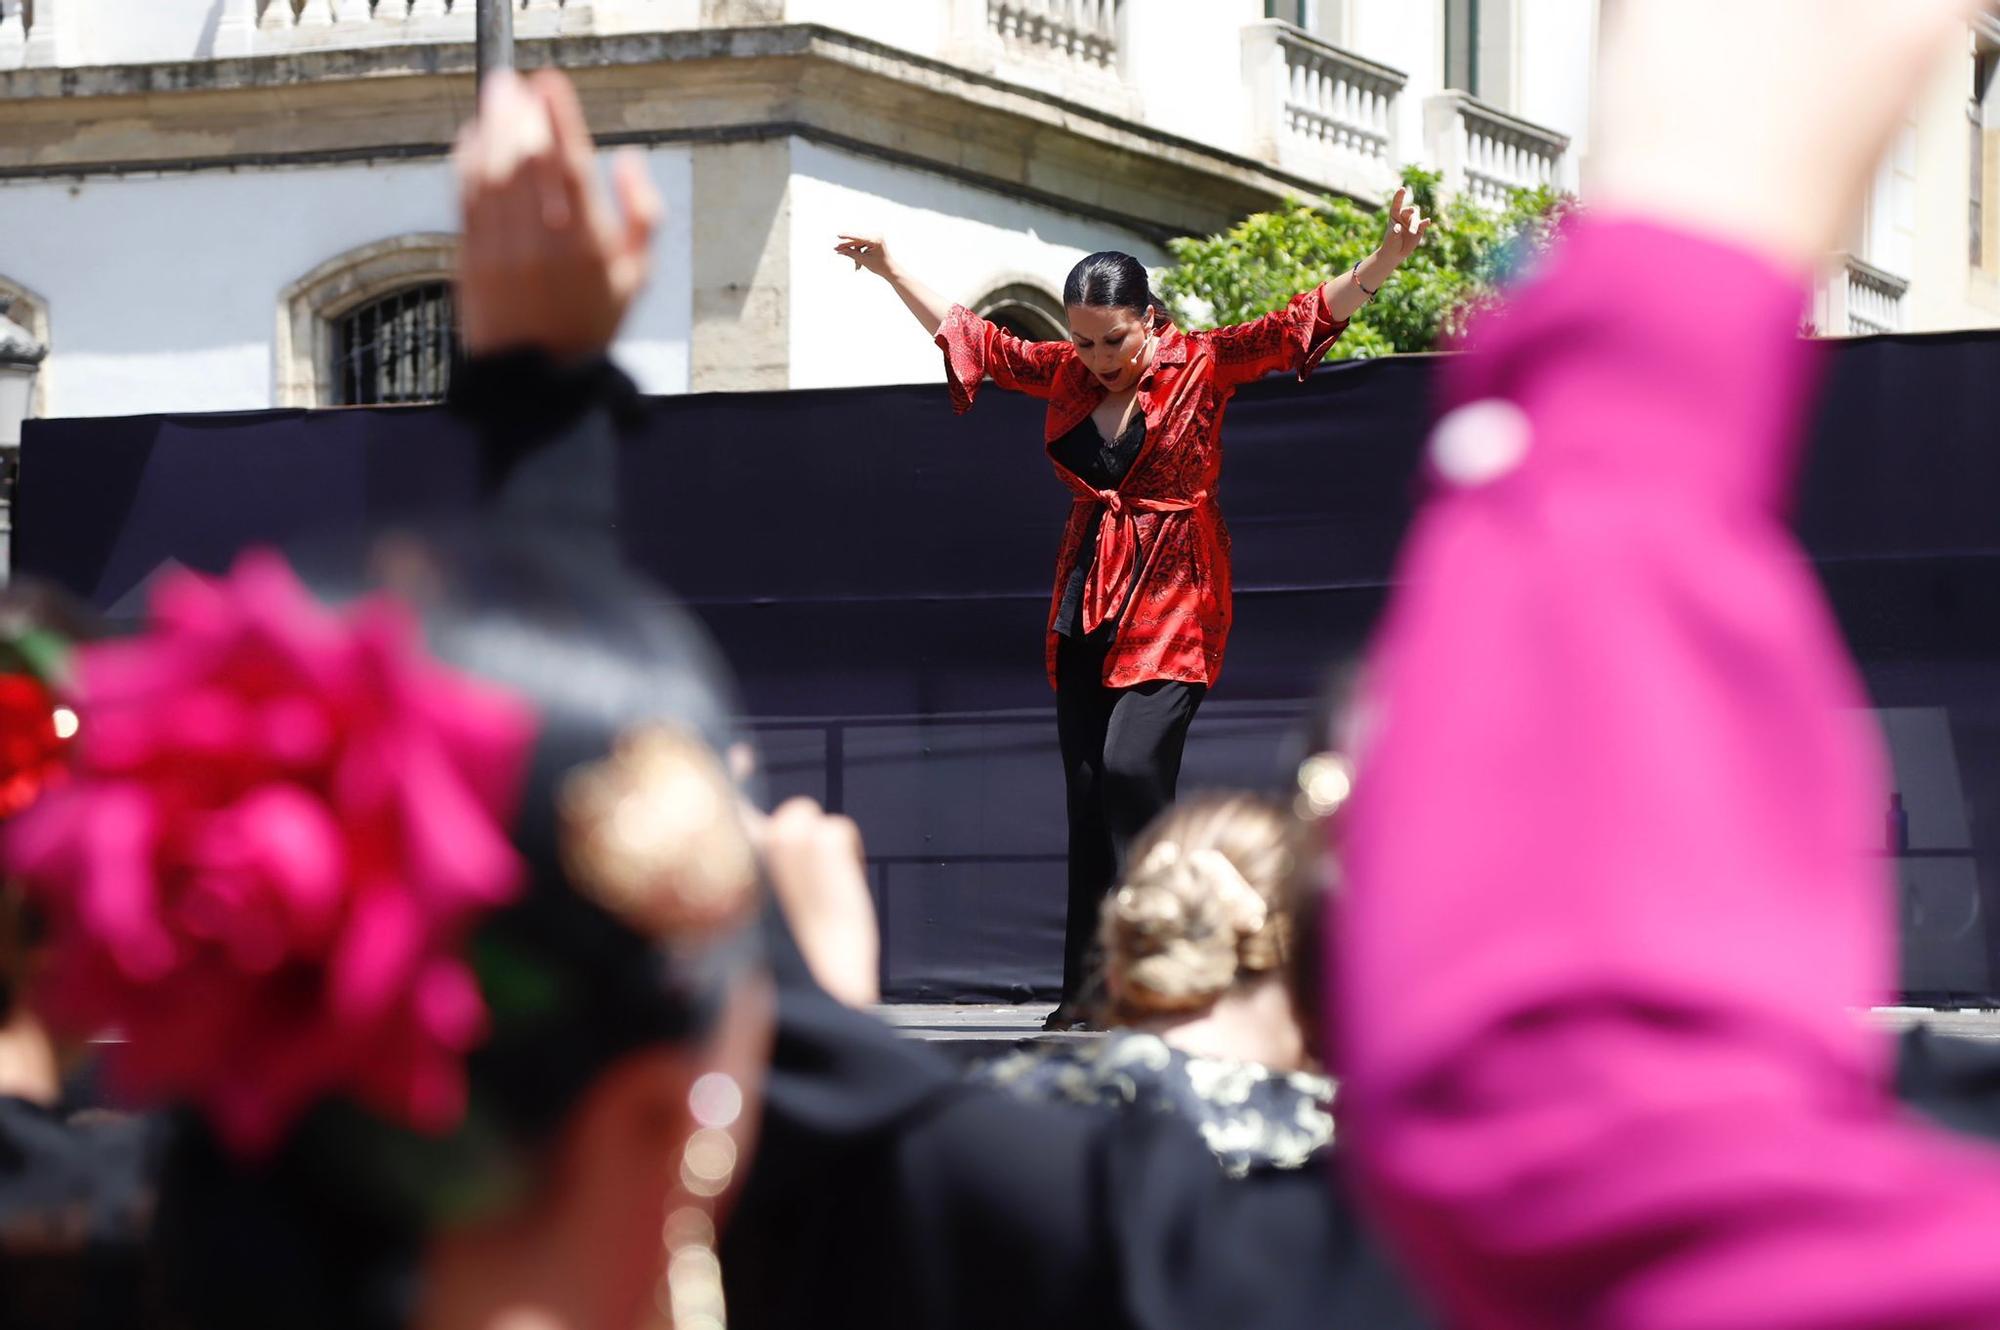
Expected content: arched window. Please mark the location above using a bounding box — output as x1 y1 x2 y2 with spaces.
279 235 457 408
976 282 1067 343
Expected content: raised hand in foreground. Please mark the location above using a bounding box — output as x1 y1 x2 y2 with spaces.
454 68 663 361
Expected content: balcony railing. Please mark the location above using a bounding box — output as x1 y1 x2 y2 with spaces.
2 0 602 64
987 0 1120 72
1243 19 1405 196
1424 91 1568 209
1821 254 1910 336
247 0 588 47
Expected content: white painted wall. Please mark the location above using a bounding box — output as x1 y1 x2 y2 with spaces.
26 0 231 67
786 138 1164 389
620 145 696 394
1348 0 1444 180
1122 0 1263 154
0 146 692 417
783 0 953 61
1310 0 1353 47
1514 0 1595 189
61 0 219 66
593 0 702 37
1900 40 2000 332
1869 121 1922 281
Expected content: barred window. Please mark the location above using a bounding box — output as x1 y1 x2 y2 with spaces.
332 282 459 406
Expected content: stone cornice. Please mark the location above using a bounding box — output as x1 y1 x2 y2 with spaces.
0 24 1352 239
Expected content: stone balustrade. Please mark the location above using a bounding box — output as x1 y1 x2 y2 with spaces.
246 0 588 49
1830 254 1910 336
1243 18 1404 197
987 0 1120 72
1 0 619 65
1424 90 1568 209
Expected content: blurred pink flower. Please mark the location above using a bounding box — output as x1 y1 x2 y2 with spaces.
3 551 536 1157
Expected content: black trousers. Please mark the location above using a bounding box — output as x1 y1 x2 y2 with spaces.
1053 632 1206 1003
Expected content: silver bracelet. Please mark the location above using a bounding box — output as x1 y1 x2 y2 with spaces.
1351 260 1383 302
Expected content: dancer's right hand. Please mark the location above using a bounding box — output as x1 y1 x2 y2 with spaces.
1592 0 1975 269
834 234 895 278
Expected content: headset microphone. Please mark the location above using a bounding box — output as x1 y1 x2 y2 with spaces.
1127 327 1153 372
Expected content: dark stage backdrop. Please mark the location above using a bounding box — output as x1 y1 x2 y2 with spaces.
19 335 2000 1003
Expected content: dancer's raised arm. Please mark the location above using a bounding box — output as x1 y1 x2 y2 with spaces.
834 234 953 337
1323 186 1430 324
1206 188 1430 389
837 232 1070 411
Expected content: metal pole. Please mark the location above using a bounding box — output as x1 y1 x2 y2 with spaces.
475 0 515 89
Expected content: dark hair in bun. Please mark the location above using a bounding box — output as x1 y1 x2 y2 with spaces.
1063 250 1158 316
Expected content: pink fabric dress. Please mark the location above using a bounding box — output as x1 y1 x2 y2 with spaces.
1333 218 2000 1330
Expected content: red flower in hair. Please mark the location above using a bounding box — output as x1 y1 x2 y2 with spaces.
2 551 537 1157
0 672 70 818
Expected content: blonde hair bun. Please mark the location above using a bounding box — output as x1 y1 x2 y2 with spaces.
1101 793 1307 1018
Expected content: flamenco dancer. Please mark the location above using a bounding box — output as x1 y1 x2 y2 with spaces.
837 194 1431 1028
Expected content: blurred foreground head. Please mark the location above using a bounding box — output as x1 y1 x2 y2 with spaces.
2 531 771 1330
1100 792 1331 1044
1096 663 1356 1054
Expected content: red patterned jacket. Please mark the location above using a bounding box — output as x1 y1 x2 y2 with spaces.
936 289 1346 690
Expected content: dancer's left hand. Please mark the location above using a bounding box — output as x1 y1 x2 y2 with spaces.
759 798 882 1009
454 68 663 360
1379 187 1433 264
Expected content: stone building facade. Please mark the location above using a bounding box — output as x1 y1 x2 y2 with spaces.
0 0 1994 422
